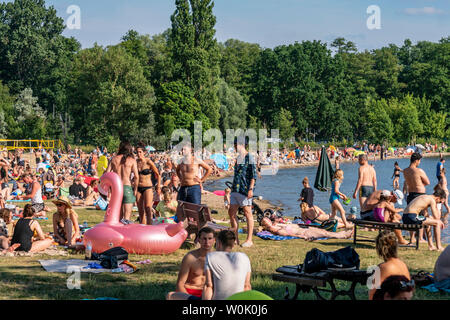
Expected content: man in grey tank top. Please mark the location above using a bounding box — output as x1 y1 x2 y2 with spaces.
203 230 252 300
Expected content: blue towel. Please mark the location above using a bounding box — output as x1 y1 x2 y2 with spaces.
422 278 450 293
86 262 104 269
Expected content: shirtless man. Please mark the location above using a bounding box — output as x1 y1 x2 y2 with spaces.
166 227 216 300
105 141 139 224
176 144 212 205
353 154 377 208
402 189 446 251
402 152 430 242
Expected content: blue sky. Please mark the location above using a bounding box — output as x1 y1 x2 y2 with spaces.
15 0 450 50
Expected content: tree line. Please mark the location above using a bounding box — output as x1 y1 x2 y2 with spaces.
0 0 448 151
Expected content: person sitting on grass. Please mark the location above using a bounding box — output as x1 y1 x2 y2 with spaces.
83 179 100 206
155 187 178 220
300 202 349 229
18 174 48 217
10 204 53 253
260 214 353 241
203 230 252 300
369 231 411 300
52 196 80 246
0 208 13 250
166 227 216 300
372 275 415 300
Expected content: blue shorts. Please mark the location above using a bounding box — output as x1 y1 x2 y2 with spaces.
402 213 426 225
329 194 340 204
177 185 201 205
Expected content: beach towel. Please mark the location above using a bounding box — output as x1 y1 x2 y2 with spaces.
256 231 329 241
256 231 301 241
422 278 450 293
39 259 114 273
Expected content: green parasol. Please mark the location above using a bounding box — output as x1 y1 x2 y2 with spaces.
314 146 335 192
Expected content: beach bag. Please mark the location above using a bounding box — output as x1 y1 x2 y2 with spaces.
93 247 128 269
301 246 360 273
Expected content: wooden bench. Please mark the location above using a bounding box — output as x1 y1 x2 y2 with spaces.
176 200 229 242
272 265 373 300
348 218 423 250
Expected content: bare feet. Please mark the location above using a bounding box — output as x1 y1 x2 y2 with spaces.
240 241 253 248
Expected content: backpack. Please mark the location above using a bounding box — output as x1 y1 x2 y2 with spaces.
301 246 360 273
92 247 128 269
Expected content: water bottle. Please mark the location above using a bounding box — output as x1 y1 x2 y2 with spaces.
83 221 88 228
85 241 92 260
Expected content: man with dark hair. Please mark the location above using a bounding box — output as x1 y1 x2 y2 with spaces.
202 230 252 300
402 152 430 243
106 141 139 224
228 136 257 248
166 227 216 300
402 189 446 251
176 143 212 205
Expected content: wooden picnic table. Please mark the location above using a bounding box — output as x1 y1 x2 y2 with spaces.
272 265 373 300
348 218 423 250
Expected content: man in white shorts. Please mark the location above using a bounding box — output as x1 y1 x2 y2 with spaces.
228 137 257 248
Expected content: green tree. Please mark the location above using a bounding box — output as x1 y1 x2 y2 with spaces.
274 108 296 143
217 79 247 132
67 45 156 148
0 0 80 113
155 81 210 139
0 81 14 138
169 0 221 128
365 97 393 144
387 95 423 144
10 88 47 139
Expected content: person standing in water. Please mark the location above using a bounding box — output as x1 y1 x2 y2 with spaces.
392 162 403 190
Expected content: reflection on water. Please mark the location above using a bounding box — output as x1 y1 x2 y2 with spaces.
205 157 449 244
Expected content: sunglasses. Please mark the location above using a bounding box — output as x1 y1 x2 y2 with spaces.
399 280 415 290
56 203 65 207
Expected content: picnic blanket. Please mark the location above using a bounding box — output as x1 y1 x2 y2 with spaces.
422 278 450 293
39 259 115 273
256 231 301 241
256 231 329 241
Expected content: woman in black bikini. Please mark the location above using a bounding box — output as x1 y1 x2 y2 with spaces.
136 145 160 225
392 162 402 190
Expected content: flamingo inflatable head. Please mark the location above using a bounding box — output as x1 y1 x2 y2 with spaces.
83 172 188 254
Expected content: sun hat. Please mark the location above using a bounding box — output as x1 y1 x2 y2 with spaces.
393 189 404 205
52 195 72 209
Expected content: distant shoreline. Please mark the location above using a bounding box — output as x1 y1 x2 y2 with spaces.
206 151 450 183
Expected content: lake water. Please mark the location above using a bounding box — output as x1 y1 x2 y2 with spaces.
205 156 450 244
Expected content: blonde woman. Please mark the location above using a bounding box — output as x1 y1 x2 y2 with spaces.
52 196 80 246
329 169 352 229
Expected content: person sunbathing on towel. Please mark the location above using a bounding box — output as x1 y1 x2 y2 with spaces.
300 202 349 229
260 215 353 241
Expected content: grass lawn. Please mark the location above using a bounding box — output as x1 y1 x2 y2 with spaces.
0 202 449 300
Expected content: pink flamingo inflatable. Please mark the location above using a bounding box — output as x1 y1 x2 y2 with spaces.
83 172 187 255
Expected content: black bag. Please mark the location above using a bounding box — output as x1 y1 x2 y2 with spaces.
301 246 360 273
92 247 128 269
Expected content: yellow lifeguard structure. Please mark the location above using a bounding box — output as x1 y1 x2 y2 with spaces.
0 139 64 151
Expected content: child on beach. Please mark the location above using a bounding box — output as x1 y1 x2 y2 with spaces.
392 162 402 190
0 208 13 250
329 169 353 229
224 188 231 210
155 187 178 219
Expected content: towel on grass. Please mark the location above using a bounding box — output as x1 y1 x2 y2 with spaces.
39 259 114 273
256 231 328 241
422 278 450 293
